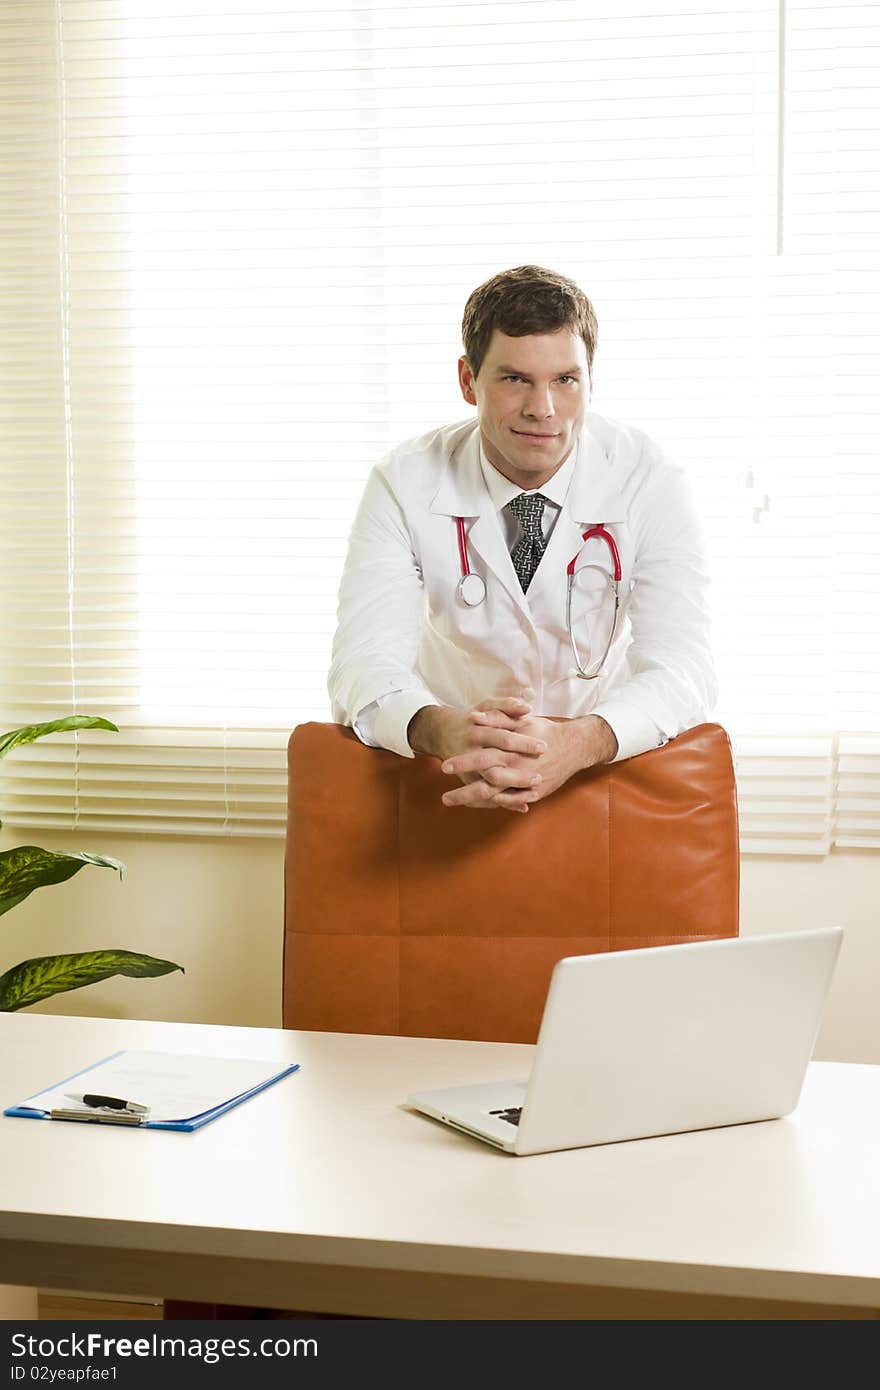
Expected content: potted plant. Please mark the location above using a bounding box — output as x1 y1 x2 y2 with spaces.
0 715 182 1012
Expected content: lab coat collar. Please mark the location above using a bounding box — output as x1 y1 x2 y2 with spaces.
429 418 628 617
430 424 487 518
564 417 627 525
477 439 577 515
429 417 626 524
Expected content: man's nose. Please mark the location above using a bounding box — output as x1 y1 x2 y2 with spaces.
523 386 554 418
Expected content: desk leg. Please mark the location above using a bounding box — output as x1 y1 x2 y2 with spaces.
0 1285 38 1319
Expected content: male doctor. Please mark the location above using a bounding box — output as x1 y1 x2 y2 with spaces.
329 265 716 813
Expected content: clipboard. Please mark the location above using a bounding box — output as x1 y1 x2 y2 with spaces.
3 1048 300 1132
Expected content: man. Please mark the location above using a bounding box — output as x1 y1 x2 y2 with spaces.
329 265 716 813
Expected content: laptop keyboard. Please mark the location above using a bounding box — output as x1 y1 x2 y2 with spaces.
489 1107 522 1127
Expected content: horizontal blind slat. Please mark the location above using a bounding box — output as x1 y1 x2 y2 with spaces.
2 0 876 844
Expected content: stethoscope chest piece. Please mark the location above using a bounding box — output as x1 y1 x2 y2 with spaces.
458 572 487 607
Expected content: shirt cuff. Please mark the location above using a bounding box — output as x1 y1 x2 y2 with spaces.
365 691 441 759
590 699 666 764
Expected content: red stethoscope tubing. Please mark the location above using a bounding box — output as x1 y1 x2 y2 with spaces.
565 525 622 680
454 517 621 679
567 524 622 581
454 517 622 586
456 515 472 578
455 517 488 605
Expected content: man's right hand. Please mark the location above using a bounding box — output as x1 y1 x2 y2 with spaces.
407 698 547 813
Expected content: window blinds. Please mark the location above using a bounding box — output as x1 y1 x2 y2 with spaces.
1 0 877 847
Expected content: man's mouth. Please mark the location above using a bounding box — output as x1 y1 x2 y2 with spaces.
513 430 559 439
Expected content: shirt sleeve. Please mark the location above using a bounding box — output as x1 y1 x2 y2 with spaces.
328 464 440 756
353 691 441 760
591 451 718 763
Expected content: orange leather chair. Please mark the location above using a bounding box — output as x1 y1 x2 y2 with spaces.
283 720 739 1042
165 720 738 1320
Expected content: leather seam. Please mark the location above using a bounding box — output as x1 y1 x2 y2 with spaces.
286 931 726 940
607 770 614 949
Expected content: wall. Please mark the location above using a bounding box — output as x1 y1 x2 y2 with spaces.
1 828 877 1064
0 831 284 1028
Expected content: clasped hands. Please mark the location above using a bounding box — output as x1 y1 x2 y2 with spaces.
407 698 618 813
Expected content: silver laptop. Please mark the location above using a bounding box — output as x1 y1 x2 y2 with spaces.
407 927 843 1156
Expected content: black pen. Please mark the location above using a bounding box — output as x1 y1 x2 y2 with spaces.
64 1092 150 1116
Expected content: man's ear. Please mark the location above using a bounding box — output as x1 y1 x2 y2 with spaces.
458 355 477 406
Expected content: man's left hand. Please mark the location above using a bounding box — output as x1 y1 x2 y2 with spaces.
440 713 618 810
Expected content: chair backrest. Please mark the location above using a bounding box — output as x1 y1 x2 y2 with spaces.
283 722 739 1044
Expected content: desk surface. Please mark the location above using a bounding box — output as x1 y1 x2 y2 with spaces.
2 1012 879 1318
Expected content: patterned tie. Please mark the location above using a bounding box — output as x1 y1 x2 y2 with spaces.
507 492 547 593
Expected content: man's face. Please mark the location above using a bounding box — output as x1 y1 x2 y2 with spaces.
458 328 591 490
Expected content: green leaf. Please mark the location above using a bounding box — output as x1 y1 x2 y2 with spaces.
0 846 125 918
0 716 119 762
0 950 184 1012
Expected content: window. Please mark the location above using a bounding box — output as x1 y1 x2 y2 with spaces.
1 0 877 850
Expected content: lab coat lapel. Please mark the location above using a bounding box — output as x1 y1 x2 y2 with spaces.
527 424 627 610
430 427 528 614
565 421 628 527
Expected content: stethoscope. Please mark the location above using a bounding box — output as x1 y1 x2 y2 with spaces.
455 516 622 681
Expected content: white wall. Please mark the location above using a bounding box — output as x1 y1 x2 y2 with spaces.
739 852 880 1064
1 828 877 1064
0 830 284 1028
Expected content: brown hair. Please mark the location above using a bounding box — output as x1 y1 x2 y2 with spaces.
461 265 598 379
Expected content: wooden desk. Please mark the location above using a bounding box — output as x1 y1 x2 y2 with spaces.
1 1013 878 1320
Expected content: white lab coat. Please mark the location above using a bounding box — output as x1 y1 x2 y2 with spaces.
328 412 716 762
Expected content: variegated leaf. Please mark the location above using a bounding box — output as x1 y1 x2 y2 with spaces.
0 846 125 918
0 950 183 1012
0 716 118 762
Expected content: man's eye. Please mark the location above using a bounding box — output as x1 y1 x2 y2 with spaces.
503 375 524 382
